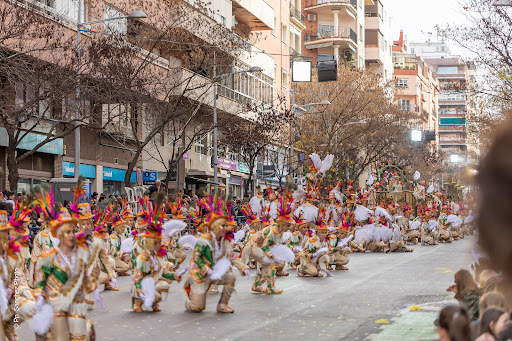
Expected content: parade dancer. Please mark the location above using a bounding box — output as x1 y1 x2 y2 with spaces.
1 208 37 341
298 216 331 277
288 215 308 269
32 208 97 341
184 198 249 313
108 207 131 276
252 195 295 294
132 194 182 313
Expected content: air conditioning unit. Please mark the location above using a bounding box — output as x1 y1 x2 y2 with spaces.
307 14 316 22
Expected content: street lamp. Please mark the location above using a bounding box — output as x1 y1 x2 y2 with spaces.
74 7 147 178
213 59 262 192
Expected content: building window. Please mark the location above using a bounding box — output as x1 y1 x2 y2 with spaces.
272 17 276 36
360 57 364 68
220 15 226 26
282 24 287 44
398 99 410 111
397 79 408 88
437 66 458 75
194 133 208 155
359 25 363 42
282 69 288 88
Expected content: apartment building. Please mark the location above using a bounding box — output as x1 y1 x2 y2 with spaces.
301 0 365 67
423 58 477 164
410 41 478 164
364 0 393 80
392 31 439 147
0 0 290 197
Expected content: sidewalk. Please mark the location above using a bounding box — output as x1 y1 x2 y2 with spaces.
368 299 454 341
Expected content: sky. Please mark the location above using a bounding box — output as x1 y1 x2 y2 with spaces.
386 0 471 58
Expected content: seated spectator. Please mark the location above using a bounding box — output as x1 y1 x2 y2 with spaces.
472 291 507 337
436 304 473 341
449 269 482 320
476 308 507 341
498 321 512 341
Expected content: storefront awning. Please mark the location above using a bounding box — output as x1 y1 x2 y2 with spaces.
186 177 225 186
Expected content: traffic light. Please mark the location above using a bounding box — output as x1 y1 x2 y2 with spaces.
317 60 337 82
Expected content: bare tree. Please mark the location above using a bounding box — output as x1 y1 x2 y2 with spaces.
294 66 416 183
0 1 136 192
220 100 290 195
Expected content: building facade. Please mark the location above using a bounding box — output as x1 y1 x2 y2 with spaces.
393 31 439 147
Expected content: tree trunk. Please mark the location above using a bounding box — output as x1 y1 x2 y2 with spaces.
164 159 175 195
7 141 19 194
124 147 142 188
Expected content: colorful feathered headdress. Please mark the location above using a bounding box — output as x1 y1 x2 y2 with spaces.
33 187 59 223
143 193 167 239
241 205 259 224
293 215 307 227
314 208 328 230
121 200 135 219
93 209 108 236
9 201 31 235
277 193 294 224
168 196 184 219
108 204 124 229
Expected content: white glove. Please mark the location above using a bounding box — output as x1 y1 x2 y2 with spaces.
139 292 145 301
207 269 214 276
243 269 250 277
94 289 104 310
177 265 190 278
325 269 334 278
36 296 45 310
110 277 118 289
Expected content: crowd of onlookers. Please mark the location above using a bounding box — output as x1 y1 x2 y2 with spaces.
436 119 512 341
438 263 512 341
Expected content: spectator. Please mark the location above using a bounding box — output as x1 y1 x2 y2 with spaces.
477 308 507 341
498 321 512 341
115 195 123 205
0 191 3 202
147 180 161 197
91 192 98 205
4 191 15 208
99 194 106 204
449 269 481 321
436 304 473 341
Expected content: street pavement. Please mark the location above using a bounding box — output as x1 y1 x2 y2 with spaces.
19 235 476 340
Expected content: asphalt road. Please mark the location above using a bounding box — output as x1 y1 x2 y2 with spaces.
18 235 476 340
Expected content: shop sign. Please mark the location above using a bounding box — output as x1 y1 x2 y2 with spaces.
0 127 63 155
229 176 242 185
143 171 158 185
103 167 137 183
62 162 96 178
236 162 250 174
218 158 237 171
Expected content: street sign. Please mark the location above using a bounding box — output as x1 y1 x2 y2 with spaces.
142 171 157 185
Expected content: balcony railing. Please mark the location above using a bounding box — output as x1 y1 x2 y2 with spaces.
305 25 357 44
290 4 305 25
305 0 357 8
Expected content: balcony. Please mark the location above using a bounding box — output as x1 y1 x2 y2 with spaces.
290 4 306 29
305 25 357 50
232 0 274 31
304 0 357 16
